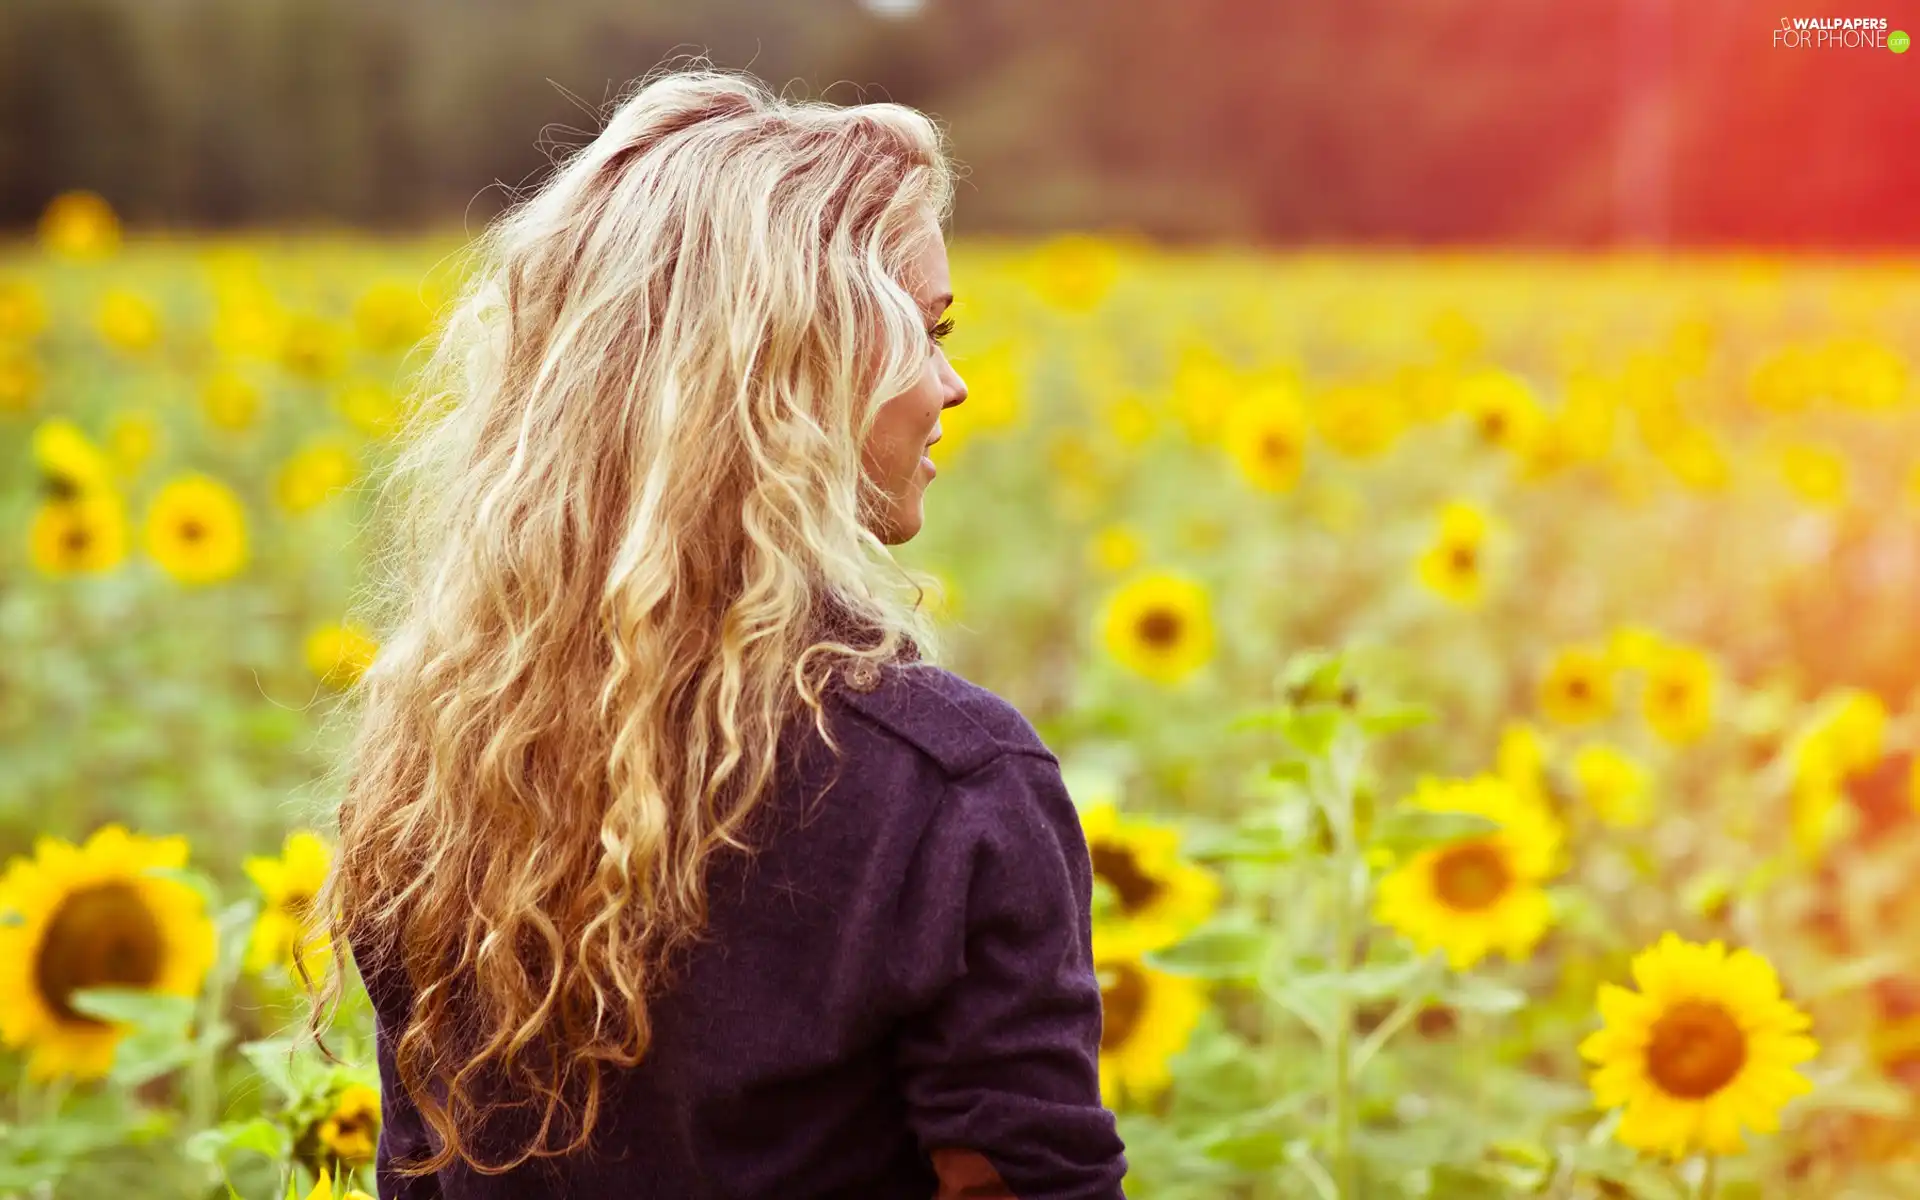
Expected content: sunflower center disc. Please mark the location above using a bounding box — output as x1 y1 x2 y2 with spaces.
34 882 166 1025
1090 843 1166 913
1645 999 1748 1099
1135 609 1182 649
1431 840 1512 912
283 890 315 922
1100 962 1148 1052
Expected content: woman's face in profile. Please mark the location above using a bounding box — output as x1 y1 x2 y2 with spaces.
861 212 966 545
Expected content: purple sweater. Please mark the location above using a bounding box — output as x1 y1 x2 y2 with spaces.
356 651 1128 1199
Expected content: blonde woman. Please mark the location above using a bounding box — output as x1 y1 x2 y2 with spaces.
309 62 1127 1199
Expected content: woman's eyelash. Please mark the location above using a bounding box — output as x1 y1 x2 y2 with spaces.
929 316 955 344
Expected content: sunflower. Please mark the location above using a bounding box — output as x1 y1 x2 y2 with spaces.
0 825 216 1080
1641 642 1716 746
96 289 161 355
1787 688 1889 859
1580 934 1817 1159
107 409 162 479
316 1083 381 1166
1748 344 1816 413
1457 368 1545 457
1221 383 1308 493
1495 720 1556 814
1313 380 1403 459
1374 775 1562 970
1081 803 1220 959
0 344 42 414
29 493 130 577
335 380 405 438
1025 233 1121 315
306 623 379 691
1650 423 1730 493
932 343 1022 458
1088 524 1143 574
1823 335 1907 412
1426 308 1484 364
279 314 346 382
212 296 287 362
353 281 433 355
1103 393 1157 449
1606 624 1665 673
244 830 334 977
1516 415 1579 480
1096 955 1206 1109
202 371 264 432
144 472 249 585
1793 688 1887 778
1539 645 1616 726
33 417 117 503
1168 344 1240 446
1098 572 1215 687
38 190 121 258
276 441 359 514
0 276 48 340
1572 742 1651 829
1415 500 1492 607
1555 372 1618 463
1780 442 1850 510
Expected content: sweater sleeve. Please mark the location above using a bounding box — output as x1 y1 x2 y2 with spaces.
891 748 1129 1200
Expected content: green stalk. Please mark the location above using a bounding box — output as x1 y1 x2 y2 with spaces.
1697 1155 1718 1200
186 952 231 1133
1256 875 1285 1200
1327 729 1360 1199
1329 853 1357 1199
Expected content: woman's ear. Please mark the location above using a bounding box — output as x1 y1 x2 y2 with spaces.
929 1147 1015 1198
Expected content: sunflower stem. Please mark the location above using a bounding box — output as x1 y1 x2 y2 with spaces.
1696 1155 1718 1200
185 950 231 1133
1326 723 1363 1199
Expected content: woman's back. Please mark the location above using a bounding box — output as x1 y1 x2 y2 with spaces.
314 63 1128 1200
361 653 1127 1199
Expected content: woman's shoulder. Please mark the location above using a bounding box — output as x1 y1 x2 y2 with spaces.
825 658 1057 781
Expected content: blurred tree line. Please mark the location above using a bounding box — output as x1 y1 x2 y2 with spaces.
2 0 1915 246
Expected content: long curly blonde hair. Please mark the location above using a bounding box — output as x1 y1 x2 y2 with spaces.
304 61 955 1176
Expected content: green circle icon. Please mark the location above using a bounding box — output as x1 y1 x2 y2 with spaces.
1892 30 1911 53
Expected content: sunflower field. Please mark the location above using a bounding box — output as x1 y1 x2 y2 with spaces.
6 190 1920 1198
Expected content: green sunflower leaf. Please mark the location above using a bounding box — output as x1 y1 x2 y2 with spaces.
186 1117 294 1168
1188 820 1302 863
1199 1129 1291 1172
1145 918 1269 984
70 988 198 1087
1370 807 1499 853
1279 648 1347 701
1438 975 1529 1014
1280 707 1343 757
1358 702 1433 735
67 986 196 1027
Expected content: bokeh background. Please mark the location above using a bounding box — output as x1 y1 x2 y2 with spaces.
5 0 1919 244
5 2 1920 1197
